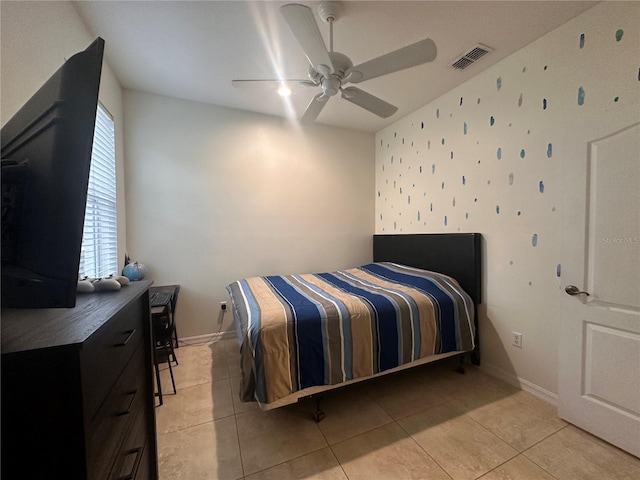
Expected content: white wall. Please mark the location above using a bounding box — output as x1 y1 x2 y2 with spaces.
123 91 374 338
1 0 128 265
375 1 639 397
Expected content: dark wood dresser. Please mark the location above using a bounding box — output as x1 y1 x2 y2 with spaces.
1 280 158 479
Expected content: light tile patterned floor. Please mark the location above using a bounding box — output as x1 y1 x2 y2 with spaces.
155 340 640 480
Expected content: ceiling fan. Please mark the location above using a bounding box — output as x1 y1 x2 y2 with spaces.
232 1 437 124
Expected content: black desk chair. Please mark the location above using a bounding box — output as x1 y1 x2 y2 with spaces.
150 285 180 405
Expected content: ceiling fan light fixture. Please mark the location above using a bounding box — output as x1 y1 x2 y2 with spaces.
277 85 292 96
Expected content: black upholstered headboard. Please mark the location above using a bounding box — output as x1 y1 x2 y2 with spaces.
373 233 482 306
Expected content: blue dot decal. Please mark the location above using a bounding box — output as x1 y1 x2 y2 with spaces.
441 138 445 145
419 165 422 173
579 33 585 49
444 216 448 226
497 76 502 91
430 203 433 212
394 221 397 230
462 175 466 185
509 173 514 185
465 212 469 219
490 116 495 126
441 181 445 189
615 29 624 41
432 164 436 174
543 98 547 110
460 97 463 106
520 149 526 158
496 205 500 214
497 147 502 160
556 264 562 277
436 108 440 119
532 233 538 247
407 195 411 204
464 122 468 134
518 93 523 107
421 121 424 129
578 87 585 105
417 211 421 221
547 143 553 158
539 181 545 193
450 151 454 159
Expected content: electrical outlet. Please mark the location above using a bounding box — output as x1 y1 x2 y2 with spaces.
512 332 523 348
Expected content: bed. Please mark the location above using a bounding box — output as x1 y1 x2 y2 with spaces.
226 233 482 417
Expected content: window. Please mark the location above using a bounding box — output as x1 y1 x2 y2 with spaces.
79 103 117 278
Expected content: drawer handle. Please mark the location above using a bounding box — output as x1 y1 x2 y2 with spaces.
116 329 137 347
118 446 144 480
118 390 137 416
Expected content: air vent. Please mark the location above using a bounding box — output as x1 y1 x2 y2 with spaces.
451 44 493 70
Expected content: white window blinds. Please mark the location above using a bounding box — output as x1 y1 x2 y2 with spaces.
79 103 117 278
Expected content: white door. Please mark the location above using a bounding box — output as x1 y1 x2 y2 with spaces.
559 122 640 457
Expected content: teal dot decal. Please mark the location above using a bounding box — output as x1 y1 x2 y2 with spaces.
465 212 469 219
407 195 411 204
394 221 397 230
391 155 394 164
441 138 445 145
532 233 538 247
497 147 502 159
462 175 466 185
432 164 436 174
578 87 585 105
539 181 545 193
417 211 421 221
614 96 619 102
477 98 481 104
556 264 562 277
463 122 468 134
509 173 514 185
520 149 526 158
547 143 553 158
444 216 448 226
517 211 521 216
579 33 585 49
497 76 502 90
615 29 624 41
518 93 523 107
543 98 547 109
430 203 433 212
436 108 440 119
441 181 445 189
496 205 500 214
490 116 495 126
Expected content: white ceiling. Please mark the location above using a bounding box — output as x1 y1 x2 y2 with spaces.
74 1 598 133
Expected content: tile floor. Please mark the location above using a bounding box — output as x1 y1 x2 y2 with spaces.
155 340 640 480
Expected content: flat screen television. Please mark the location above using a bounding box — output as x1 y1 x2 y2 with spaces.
1 38 105 309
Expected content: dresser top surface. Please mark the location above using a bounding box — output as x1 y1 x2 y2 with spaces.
1 280 152 354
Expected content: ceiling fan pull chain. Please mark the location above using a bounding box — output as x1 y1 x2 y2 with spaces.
329 18 334 53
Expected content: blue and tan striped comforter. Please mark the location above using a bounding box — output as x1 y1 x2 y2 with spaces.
226 262 475 406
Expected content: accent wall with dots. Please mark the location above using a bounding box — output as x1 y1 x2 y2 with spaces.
375 1 639 395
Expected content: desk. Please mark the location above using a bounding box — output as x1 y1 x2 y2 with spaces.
150 284 180 405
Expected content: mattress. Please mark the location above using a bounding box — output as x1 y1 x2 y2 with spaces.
226 262 475 408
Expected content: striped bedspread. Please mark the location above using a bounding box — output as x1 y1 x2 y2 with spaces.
226 262 475 406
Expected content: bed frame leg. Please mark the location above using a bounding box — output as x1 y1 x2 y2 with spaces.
455 354 466 375
312 396 325 423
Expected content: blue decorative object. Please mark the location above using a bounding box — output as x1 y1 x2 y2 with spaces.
122 262 147 281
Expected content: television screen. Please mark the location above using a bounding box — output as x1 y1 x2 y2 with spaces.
1 38 105 308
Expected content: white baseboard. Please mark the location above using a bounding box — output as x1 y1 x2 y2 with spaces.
178 330 235 346
480 362 558 407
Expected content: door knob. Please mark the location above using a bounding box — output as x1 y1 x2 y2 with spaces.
565 285 590 296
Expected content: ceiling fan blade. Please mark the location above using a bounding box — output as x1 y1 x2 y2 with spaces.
300 93 329 124
232 79 317 89
280 4 334 73
341 87 398 118
346 38 437 83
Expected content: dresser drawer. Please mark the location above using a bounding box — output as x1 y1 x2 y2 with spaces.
87 344 148 480
109 396 151 480
81 298 146 419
